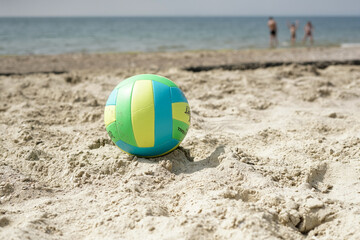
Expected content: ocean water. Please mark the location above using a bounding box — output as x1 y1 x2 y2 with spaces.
0 17 359 55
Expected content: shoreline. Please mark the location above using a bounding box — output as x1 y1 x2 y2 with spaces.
0 43 349 57
1 46 360 75
0 45 357 57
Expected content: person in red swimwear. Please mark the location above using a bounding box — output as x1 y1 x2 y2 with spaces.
267 17 278 48
303 21 314 45
287 20 299 46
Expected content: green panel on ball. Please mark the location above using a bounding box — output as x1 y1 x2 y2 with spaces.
121 74 178 88
150 75 178 88
172 119 189 142
115 77 137 90
115 82 138 147
106 122 121 143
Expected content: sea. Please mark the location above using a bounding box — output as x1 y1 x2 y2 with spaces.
0 16 359 55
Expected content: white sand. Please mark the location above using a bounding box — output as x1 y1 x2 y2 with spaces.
0 49 360 239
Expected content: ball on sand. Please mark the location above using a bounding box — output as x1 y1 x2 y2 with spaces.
104 74 190 157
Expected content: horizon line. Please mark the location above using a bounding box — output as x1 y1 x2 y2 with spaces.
0 14 359 18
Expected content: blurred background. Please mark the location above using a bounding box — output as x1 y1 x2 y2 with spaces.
0 0 359 55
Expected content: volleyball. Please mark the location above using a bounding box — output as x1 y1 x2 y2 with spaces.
104 74 190 157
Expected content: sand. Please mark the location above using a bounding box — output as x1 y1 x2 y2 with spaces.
0 47 360 239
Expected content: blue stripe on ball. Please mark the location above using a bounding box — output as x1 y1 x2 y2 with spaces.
115 138 179 157
152 80 173 148
170 87 188 103
106 88 118 106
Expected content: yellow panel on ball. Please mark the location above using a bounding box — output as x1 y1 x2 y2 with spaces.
131 80 155 148
104 105 116 127
172 102 190 125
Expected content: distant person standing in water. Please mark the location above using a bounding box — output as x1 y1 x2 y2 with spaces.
303 21 314 45
287 20 299 46
267 17 278 48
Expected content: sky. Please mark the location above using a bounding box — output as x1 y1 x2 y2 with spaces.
0 0 359 17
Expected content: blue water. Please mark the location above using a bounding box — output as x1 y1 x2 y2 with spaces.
0 17 359 55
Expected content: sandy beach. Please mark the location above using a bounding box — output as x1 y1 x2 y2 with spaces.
0 47 360 239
